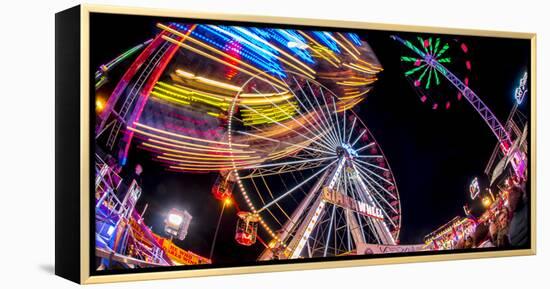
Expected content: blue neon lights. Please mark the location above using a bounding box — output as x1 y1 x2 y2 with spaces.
167 23 364 78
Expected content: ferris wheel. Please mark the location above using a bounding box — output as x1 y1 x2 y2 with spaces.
226 72 401 260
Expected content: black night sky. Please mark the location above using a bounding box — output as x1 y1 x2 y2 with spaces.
91 13 530 267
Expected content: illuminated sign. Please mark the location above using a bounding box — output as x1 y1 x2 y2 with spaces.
322 187 383 220
153 234 211 265
514 71 528 104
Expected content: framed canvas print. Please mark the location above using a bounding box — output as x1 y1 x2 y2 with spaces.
55 4 536 284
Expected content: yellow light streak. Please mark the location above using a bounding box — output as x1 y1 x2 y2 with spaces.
309 46 339 67
168 166 237 171
129 127 248 153
162 35 287 90
298 31 341 64
349 62 380 73
174 69 194 78
154 84 227 108
336 32 361 55
158 157 263 168
176 69 243 92
241 102 298 115
323 32 358 60
169 82 293 106
357 58 383 71
240 91 288 98
339 88 371 100
337 96 365 112
163 153 256 162
168 83 228 104
336 79 377 86
150 91 191 106
158 155 263 166
149 138 254 154
143 143 258 160
342 63 374 74
133 122 249 148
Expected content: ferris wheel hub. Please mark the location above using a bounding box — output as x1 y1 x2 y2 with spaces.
337 143 358 160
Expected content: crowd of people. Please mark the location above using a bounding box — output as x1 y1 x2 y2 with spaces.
427 174 529 251
455 176 529 250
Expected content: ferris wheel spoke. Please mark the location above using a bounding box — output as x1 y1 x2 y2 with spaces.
350 128 367 147
235 130 334 156
239 103 336 153
355 174 397 227
319 84 344 144
268 81 340 149
332 88 346 144
249 87 338 150
353 162 397 199
356 154 383 159
240 161 328 179
352 167 399 220
289 90 340 149
291 76 341 147
354 158 389 172
346 116 356 144
306 80 342 145
258 173 292 221
256 159 338 214
353 161 394 186
342 108 347 145
250 177 285 227
355 142 376 153
237 156 336 171
299 78 341 145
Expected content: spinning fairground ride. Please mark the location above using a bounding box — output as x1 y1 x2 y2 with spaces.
93 20 411 269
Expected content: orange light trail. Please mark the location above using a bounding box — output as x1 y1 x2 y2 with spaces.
133 122 249 148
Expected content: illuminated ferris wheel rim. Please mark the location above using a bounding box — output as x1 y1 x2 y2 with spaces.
225 70 402 254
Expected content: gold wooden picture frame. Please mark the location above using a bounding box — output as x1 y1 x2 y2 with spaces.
55 4 536 284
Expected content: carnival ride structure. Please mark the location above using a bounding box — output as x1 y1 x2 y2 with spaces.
392 35 527 179
93 21 528 268
393 35 529 251
93 21 403 266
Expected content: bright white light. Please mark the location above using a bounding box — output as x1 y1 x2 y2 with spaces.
168 213 183 226
514 72 528 104
106 225 115 236
287 41 308 49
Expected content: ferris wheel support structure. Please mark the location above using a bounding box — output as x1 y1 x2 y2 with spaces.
391 35 525 176
229 73 402 261
258 149 396 260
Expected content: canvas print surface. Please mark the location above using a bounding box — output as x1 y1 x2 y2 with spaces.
91 13 531 273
